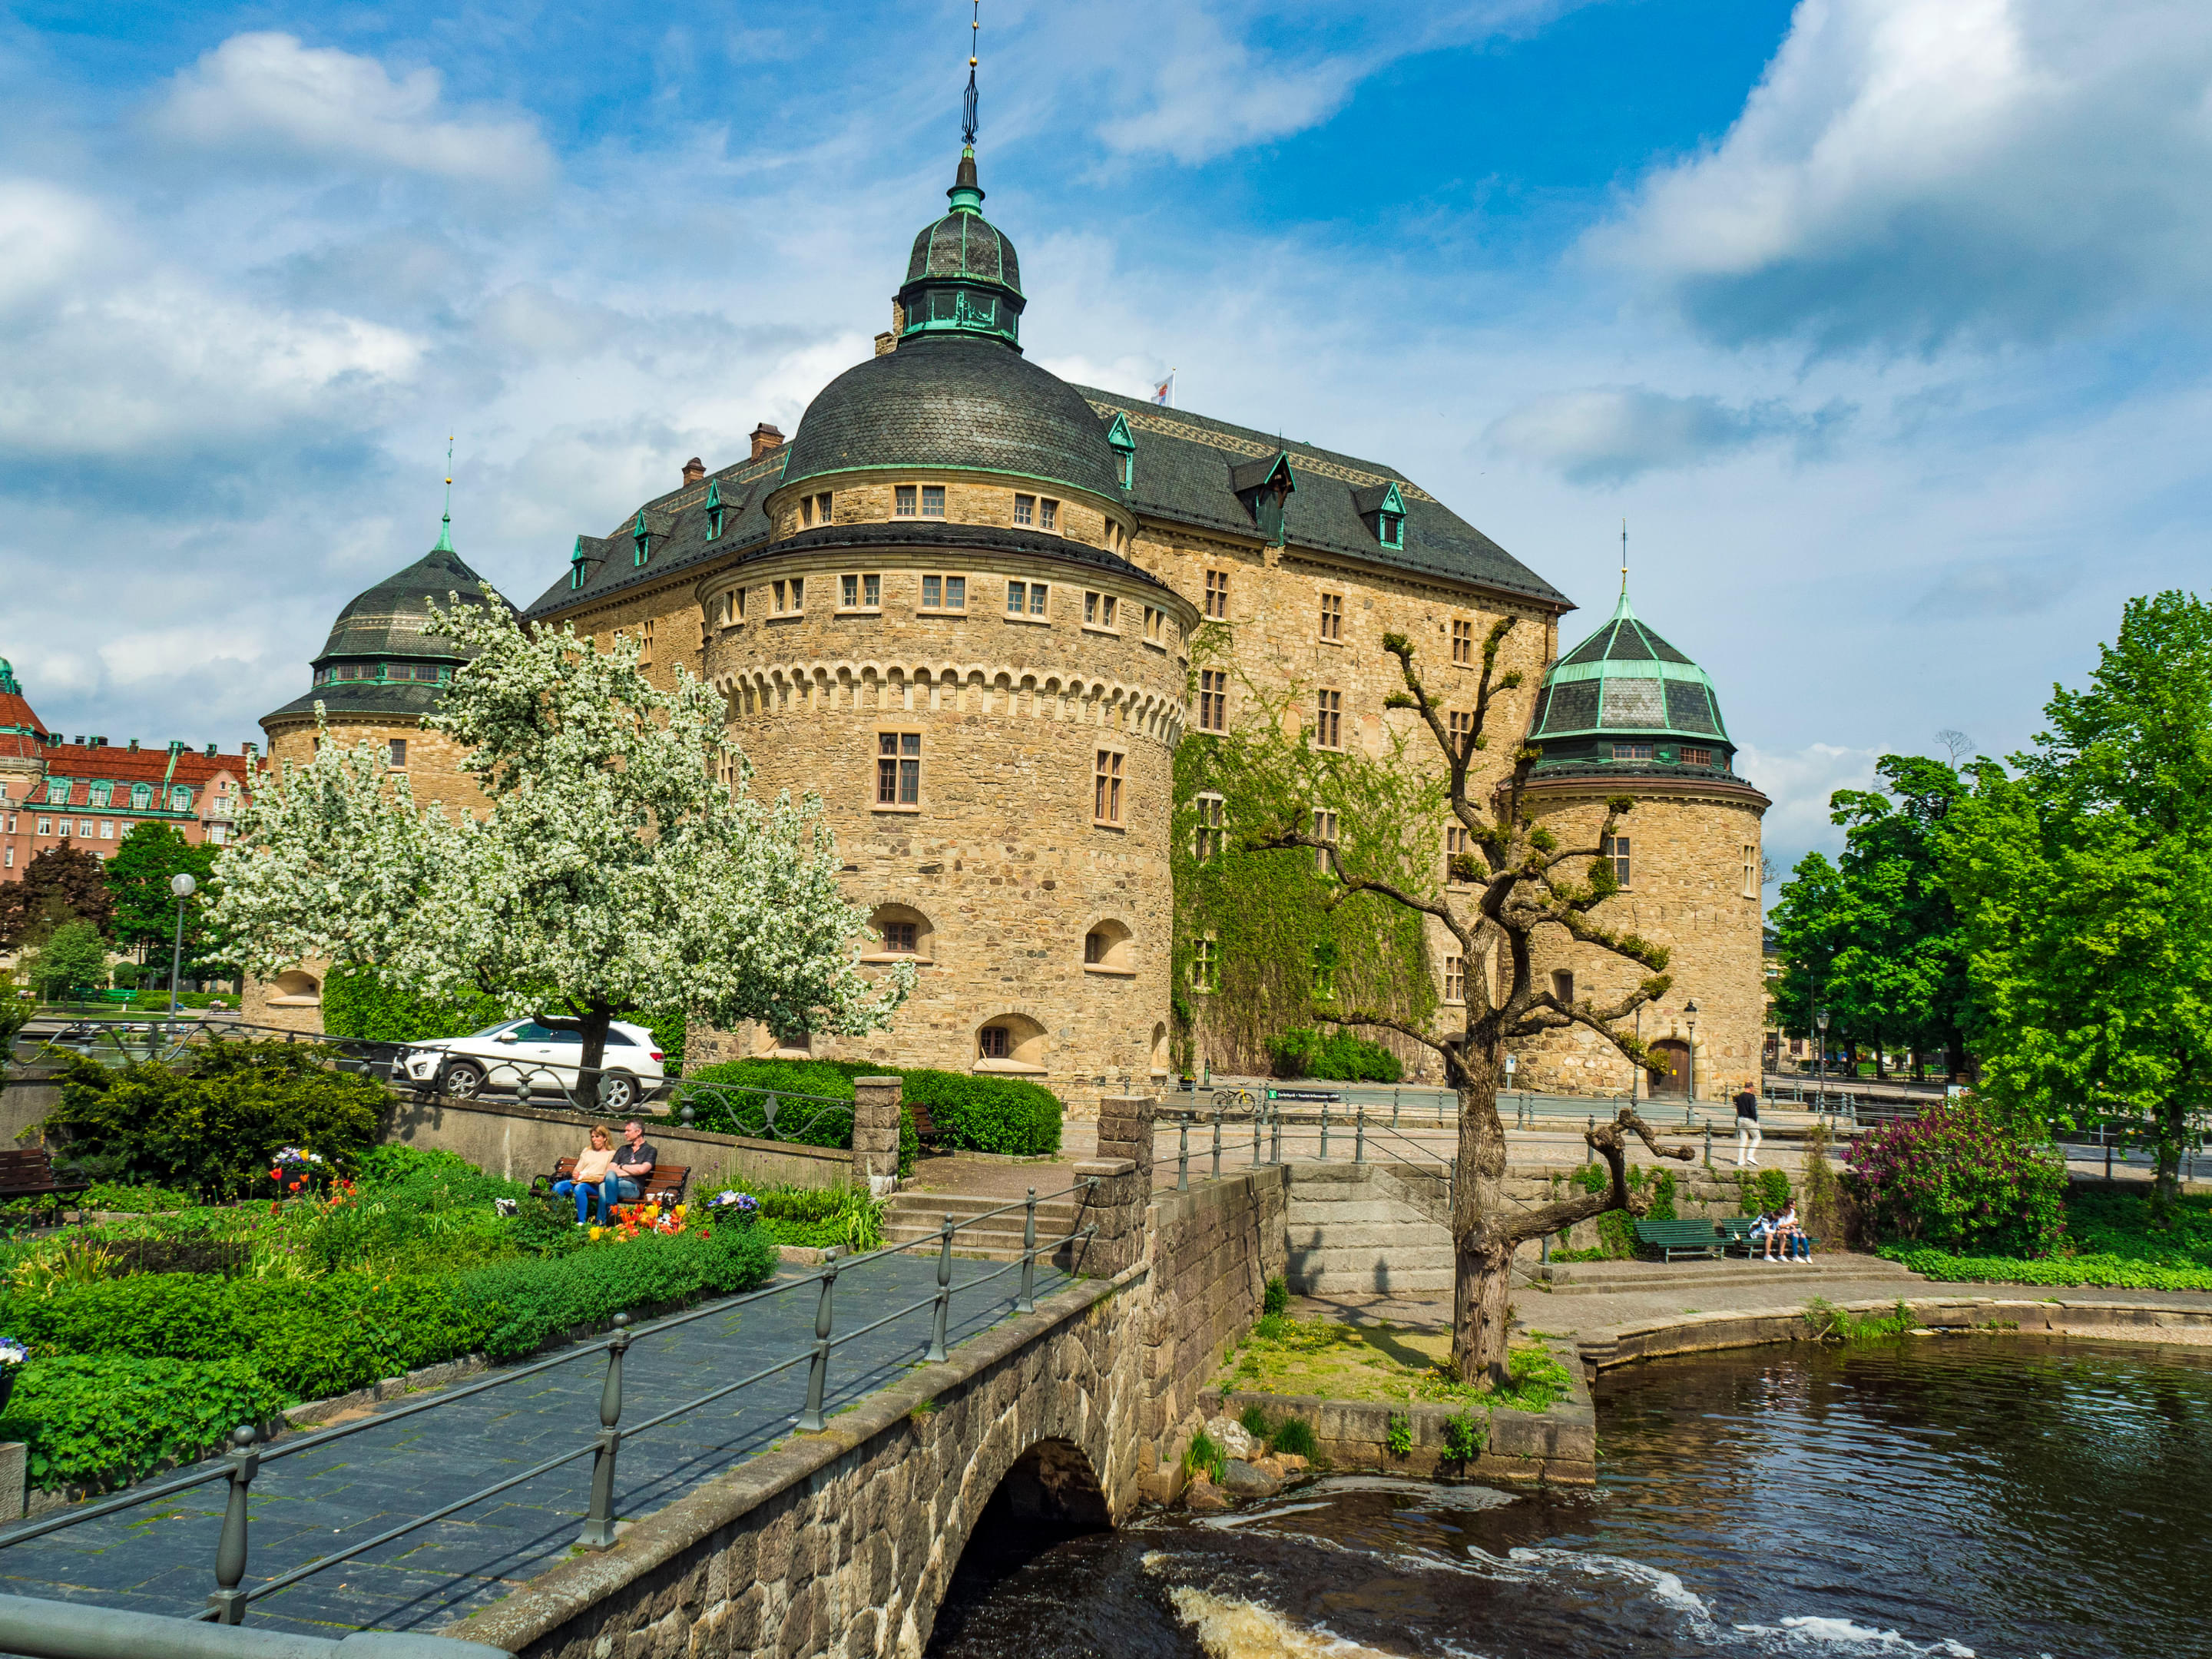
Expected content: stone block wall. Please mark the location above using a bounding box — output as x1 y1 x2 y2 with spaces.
261 717 487 816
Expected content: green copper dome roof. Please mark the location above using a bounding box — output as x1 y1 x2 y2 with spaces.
312 545 504 665
1529 587 1730 746
898 147 1025 348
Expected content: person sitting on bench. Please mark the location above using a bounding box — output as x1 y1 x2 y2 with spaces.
554 1127 618 1224
1774 1203 1811 1262
604 1119 658 1214
1747 1210 1776 1260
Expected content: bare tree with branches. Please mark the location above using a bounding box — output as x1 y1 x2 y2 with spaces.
1250 618 1692 1385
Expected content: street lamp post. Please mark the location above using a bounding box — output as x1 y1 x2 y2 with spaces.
1684 999 1700 1109
167 873 196 1035
1815 1007 1830 1114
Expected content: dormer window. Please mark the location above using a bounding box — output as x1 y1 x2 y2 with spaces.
1105 412 1136 490
131 783 151 810
1232 452 1296 546
1356 480 1407 550
89 782 111 808
1379 511 1404 548
705 480 725 541
632 511 652 568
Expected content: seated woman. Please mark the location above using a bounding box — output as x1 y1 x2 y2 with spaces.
553 1127 618 1224
1773 1202 1810 1262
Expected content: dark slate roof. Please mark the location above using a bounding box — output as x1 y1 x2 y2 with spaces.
263 679 451 726
314 547 508 663
906 211 1021 294
780 336 1122 499
758 520 1181 595
1068 387 1570 610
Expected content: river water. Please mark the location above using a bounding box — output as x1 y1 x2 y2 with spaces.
926 1335 2212 1659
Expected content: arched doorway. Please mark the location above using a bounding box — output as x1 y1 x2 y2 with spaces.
1650 1039 1691 1096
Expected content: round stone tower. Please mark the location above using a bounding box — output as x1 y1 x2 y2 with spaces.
694 146 1200 1089
259 515 508 816
1507 585 1769 1103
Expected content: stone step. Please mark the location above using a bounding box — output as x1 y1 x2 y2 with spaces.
1532 1256 1920 1296
1283 1222 1449 1251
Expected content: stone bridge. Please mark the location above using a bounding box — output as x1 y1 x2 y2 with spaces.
449 1097 1286 1659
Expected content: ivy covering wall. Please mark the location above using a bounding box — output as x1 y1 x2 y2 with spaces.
1170 654 1445 1076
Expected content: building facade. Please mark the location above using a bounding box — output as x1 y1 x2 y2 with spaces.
0 657 256 882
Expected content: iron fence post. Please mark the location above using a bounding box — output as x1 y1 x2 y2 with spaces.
1017 1189 1038 1313
1704 1124 1712 1167
1355 1104 1366 1164
1251 1108 1261 1167
1177 1118 1190 1190
577 1312 632 1548
1319 1100 1330 1161
1270 1104 1283 1165
928 1215 954 1363
1392 1088 1401 1129
1211 1111 1223 1181
205 1424 260 1625
799 1250 839 1432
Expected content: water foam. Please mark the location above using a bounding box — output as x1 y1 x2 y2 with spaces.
1732 1617 1975 1654
1165 1584 1412 1659
1498 1546 1715 1622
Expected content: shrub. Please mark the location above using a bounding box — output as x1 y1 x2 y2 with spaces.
1385 1412 1412 1458
1267 1027 1402 1083
1442 1407 1484 1461
458 1224 777 1362
1884 1249 2212 1291
320 965 506 1044
43 1041 382 1200
0 1355 290 1491
1847 1099 2068 1255
1739 1167 1793 1216
684 1061 1061 1159
899 1068 1063 1157
1262 1274 1290 1316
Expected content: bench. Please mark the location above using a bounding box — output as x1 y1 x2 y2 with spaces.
1634 1219 1724 1262
546 1157 690 1212
906 1098 950 1154
1720 1217 1822 1258
0 1147 91 1227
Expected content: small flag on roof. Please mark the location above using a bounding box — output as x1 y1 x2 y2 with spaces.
1152 369 1176 408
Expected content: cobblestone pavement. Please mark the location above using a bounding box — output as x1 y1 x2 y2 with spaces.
0 1253 1073 1638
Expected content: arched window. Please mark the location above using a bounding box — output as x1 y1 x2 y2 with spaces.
269 969 321 1006
864 904 935 963
1081 920 1135 975
975 1014 1047 1073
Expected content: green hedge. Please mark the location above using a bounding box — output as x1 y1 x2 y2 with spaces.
1883 1247 2212 1292
0 1355 290 1490
1266 1027 1402 1083
684 1061 1060 1158
459 1224 778 1361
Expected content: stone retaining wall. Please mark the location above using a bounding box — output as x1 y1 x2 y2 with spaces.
379 1094 853 1190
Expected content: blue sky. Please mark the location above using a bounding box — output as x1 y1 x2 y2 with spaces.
4 0 2209 885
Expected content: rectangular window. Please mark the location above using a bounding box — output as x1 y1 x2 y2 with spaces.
876 732 921 806
1039 498 1058 531
1204 570 1229 619
1094 749 1124 823
638 618 654 665
883 920 918 954
45 780 67 805
1197 669 1227 733
1084 591 1118 630
1683 746 1713 767
389 738 408 768
1743 843 1758 898
816 492 833 524
1551 970 1575 1005
1452 619 1473 665
1003 580 1048 617
2 846 9 868
773 578 804 614
1314 688 1343 750
1312 807 1338 875
169 789 189 811
921 485 945 518
36 817 51 836
979 1025 1012 1059
1444 955 1465 1003
1144 605 1165 644
919 574 967 611
1603 834 1631 886
1195 792 1225 861
896 485 918 517
1318 592 1343 641
1013 493 1035 526
839 573 882 610
99 820 113 839
1379 511 1405 548
1612 742 1654 760
1445 823 1471 881
89 782 111 807
1190 936 1218 992
800 495 815 528
1448 710 1473 752
78 820 94 837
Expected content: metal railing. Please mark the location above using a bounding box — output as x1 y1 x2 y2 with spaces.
0 1592 508 1659
0 1181 1100 1631
663 1078 855 1146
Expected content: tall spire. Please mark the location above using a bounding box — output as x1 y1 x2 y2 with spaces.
1620 517 1628 597
435 435 455 552
962 1 980 146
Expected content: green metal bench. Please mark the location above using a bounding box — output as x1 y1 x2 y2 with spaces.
1634 1219 1724 1262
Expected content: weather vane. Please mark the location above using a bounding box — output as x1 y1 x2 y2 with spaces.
1620 517 1628 594
437 435 455 551
961 1 980 145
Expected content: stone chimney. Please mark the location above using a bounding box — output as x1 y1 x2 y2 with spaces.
749 424 786 460
681 457 706 486
873 332 896 357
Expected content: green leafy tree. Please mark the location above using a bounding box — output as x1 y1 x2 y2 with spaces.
24 919 110 1000
102 823 220 968
1941 592 2212 1204
212 597 912 1108
0 845 114 947
1247 621 1691 1385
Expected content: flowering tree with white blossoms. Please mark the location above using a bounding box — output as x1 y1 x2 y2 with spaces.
213 597 912 1108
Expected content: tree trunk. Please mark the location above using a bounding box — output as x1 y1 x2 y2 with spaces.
1945 1027 1966 1083
2154 1094 2189 1208
1448 1054 1517 1387
575 1005 614 1114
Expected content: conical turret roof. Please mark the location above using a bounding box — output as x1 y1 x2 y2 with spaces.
1529 586 1729 747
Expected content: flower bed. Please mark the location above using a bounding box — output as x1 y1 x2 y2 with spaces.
0 1145 777 1491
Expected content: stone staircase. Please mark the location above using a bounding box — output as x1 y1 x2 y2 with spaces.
881 1190 1091 1263
1283 1161 1454 1295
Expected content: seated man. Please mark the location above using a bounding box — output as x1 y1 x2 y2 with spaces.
603 1118 659 1216
1777 1203 1811 1261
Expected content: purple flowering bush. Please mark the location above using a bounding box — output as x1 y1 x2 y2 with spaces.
1846 1098 2068 1256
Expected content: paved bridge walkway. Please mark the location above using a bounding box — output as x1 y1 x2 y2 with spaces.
0 1257 1071 1640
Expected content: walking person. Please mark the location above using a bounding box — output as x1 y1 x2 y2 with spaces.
1734 1084 1763 1167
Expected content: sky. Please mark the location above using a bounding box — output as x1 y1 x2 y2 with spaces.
3 0 2208 890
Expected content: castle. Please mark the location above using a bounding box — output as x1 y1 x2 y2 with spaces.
252 141 1768 1105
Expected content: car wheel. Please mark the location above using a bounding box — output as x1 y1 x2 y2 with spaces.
443 1060 487 1100
598 1071 638 1114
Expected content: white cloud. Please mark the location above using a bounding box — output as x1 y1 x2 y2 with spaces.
1485 387 1852 484
1596 0 2212 351
1734 741 1884 877
151 32 553 186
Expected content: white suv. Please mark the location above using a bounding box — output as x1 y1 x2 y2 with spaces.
401 1018 666 1114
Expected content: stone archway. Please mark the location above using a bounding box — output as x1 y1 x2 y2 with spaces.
926 1439 1111 1655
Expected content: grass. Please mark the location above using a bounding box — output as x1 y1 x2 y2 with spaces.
1803 1296 1916 1342
1218 1312 1571 1411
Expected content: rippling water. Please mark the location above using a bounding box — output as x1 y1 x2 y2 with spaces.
926 1335 2212 1659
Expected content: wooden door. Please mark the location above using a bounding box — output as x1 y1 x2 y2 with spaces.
1651 1039 1691 1096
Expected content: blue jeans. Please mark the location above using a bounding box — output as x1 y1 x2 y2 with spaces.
554 1178 614 1224
599 1174 641 1216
